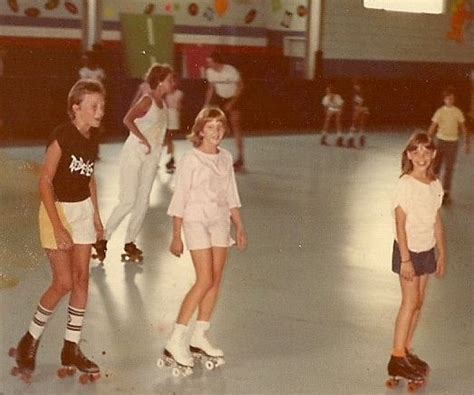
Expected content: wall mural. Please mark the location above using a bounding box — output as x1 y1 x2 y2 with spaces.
6 0 80 17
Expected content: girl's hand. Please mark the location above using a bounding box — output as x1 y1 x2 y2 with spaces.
93 214 105 240
435 256 447 279
54 226 73 250
235 227 248 251
170 237 184 257
400 260 415 282
140 139 151 154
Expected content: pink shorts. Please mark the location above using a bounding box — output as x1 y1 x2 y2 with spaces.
183 218 234 250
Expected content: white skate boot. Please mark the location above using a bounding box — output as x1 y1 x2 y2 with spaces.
156 324 194 377
190 321 225 370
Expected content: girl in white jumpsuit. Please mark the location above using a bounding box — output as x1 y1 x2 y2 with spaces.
94 64 173 262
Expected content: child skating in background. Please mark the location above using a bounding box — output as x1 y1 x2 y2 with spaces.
386 132 446 391
157 107 247 376
164 72 184 173
320 84 344 146
93 64 173 263
347 79 369 148
428 87 470 205
10 80 106 383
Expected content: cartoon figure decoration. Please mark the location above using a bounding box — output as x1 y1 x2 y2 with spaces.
215 0 229 17
7 0 19 13
245 9 257 24
203 6 215 21
45 0 60 11
297 5 308 17
188 3 199 16
25 7 41 17
64 1 79 15
281 10 293 28
144 3 155 15
447 0 473 43
165 2 174 14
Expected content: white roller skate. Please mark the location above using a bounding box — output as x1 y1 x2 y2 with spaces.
156 324 194 377
190 321 225 371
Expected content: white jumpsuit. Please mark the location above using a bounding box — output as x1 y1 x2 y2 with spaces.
106 95 167 244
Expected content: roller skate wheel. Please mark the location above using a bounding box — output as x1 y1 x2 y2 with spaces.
184 367 193 376
215 358 225 367
385 377 399 389
57 368 68 378
11 366 20 376
205 360 215 370
408 382 419 392
8 347 17 358
79 374 90 384
171 367 181 377
156 358 165 368
90 373 101 382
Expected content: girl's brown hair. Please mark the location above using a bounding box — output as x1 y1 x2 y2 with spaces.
67 79 105 120
146 63 173 90
187 107 229 147
401 130 437 180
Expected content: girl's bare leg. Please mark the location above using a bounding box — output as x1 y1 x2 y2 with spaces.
406 275 430 351
197 247 228 321
392 276 420 355
176 249 213 325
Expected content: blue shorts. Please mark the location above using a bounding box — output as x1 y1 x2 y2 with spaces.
392 241 436 276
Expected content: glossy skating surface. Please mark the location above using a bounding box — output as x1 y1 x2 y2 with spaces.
1 133 473 394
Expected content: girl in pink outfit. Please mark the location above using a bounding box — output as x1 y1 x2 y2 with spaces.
157 107 247 376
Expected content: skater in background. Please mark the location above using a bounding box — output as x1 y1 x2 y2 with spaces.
78 51 105 83
320 84 344 146
11 80 105 382
164 72 184 173
427 87 470 205
347 79 369 148
204 52 245 171
386 131 446 390
93 64 173 263
159 107 247 376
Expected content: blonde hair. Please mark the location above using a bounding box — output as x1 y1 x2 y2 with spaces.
187 107 229 147
67 79 105 120
401 130 437 180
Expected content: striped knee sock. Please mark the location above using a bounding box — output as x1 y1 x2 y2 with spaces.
28 303 54 340
64 305 85 344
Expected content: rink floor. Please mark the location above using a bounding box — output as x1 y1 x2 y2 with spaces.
1 132 473 395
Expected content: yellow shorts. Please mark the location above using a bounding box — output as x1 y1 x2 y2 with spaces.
39 198 95 249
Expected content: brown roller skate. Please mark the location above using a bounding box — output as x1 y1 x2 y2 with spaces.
9 332 40 383
121 242 144 263
57 340 101 384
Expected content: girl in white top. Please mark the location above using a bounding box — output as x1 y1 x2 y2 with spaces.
161 107 247 374
386 132 446 388
320 84 345 146
93 64 173 262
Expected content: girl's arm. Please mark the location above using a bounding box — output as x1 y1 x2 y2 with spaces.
427 121 438 137
170 216 184 257
394 206 415 281
39 141 73 250
204 82 214 106
123 96 152 154
230 208 247 251
460 121 470 154
434 210 447 278
89 174 104 241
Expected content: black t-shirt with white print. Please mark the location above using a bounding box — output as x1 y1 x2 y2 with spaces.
48 123 99 202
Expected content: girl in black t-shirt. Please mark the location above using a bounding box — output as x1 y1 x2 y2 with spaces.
10 80 105 383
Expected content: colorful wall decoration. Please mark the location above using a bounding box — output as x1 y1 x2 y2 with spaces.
447 0 473 42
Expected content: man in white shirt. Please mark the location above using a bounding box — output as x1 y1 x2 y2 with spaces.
204 52 245 170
